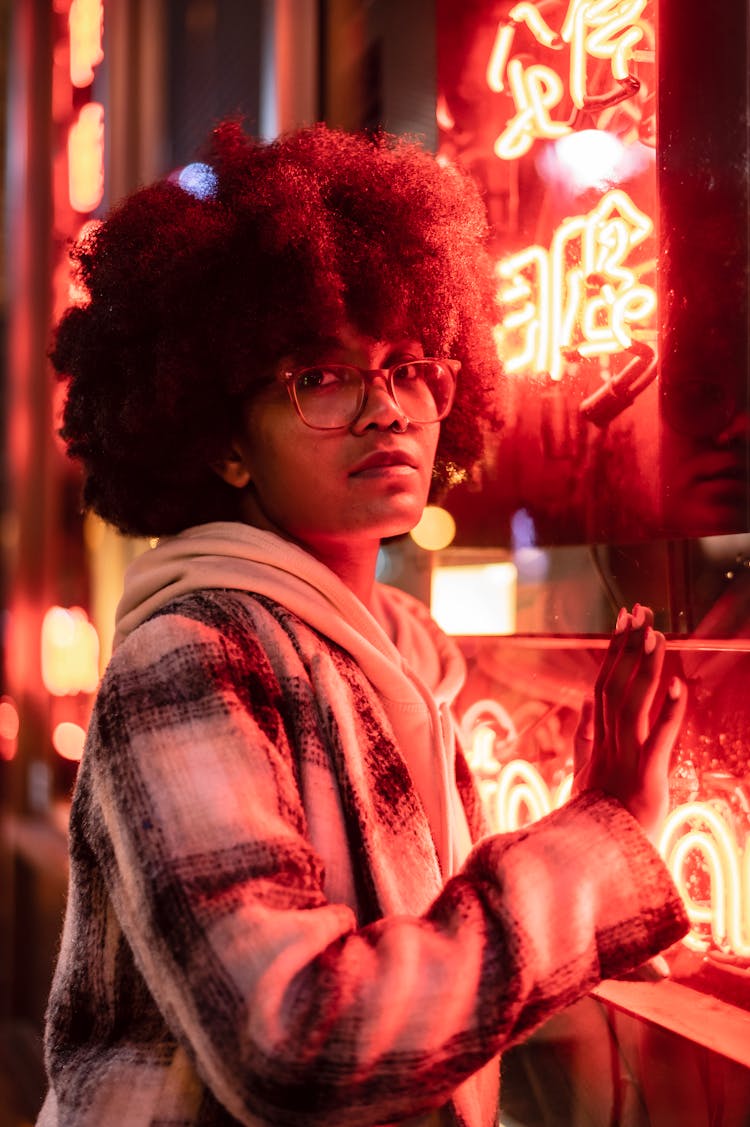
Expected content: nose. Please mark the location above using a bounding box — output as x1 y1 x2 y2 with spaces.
717 408 750 445
350 372 408 433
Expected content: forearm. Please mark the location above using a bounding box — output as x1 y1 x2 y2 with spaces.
91 779 685 1126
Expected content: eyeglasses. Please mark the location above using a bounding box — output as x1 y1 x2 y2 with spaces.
281 358 460 431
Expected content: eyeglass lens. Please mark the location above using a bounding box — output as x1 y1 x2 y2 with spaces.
292 361 454 429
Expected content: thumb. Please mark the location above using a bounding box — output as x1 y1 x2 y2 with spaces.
642 676 687 783
574 696 595 777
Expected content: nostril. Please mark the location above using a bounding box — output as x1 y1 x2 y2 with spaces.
351 377 408 431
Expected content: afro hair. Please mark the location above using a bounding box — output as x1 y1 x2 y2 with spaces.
51 120 502 537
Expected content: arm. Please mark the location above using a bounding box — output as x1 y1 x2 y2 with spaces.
84 606 687 1126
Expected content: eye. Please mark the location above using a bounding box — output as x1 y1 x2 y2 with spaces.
295 366 344 391
392 359 436 381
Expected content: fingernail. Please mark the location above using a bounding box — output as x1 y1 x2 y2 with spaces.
615 607 629 633
644 626 656 654
668 676 682 700
632 603 646 628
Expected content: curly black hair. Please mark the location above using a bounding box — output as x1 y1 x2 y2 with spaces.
51 120 501 537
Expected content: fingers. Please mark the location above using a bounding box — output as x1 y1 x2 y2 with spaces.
600 604 655 750
642 675 687 783
624 676 686 842
593 606 632 745
582 604 686 840
573 697 595 788
615 623 666 746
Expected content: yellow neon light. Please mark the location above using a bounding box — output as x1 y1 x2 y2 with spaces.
496 189 655 379
495 758 553 828
488 0 652 156
69 0 104 88
494 60 570 160
41 606 100 696
68 103 105 213
463 726 750 961
660 804 750 959
487 6 561 94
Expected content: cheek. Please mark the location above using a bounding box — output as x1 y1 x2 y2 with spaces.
424 426 441 473
247 424 334 509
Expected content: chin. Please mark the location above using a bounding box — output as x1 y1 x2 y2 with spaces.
377 506 427 540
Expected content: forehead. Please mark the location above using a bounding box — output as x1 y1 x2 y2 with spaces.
291 326 423 360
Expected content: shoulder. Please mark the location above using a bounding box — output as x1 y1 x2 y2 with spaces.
90 591 315 766
102 589 312 701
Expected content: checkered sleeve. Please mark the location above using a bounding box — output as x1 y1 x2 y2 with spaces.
70 605 687 1126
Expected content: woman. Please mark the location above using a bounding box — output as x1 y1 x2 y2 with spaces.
38 122 687 1127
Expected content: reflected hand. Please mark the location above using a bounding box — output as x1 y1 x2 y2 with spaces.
573 605 687 844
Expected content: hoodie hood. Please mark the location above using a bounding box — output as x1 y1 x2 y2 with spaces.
114 521 472 873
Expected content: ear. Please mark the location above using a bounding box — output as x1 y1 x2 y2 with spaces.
211 446 252 489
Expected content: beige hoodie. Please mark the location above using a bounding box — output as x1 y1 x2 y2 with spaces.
114 521 474 879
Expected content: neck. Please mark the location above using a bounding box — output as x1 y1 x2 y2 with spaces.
234 494 381 607
298 535 381 608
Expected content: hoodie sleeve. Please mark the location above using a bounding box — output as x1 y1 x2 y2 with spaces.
44 602 688 1127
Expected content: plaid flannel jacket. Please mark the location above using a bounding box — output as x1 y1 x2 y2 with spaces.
39 589 688 1126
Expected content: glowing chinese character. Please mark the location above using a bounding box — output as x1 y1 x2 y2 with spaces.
563 0 647 107
487 0 651 158
495 189 655 380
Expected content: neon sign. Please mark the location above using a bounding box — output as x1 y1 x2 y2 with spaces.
463 724 750 961
41 606 100 696
660 804 750 959
68 102 105 214
496 188 656 379
69 0 104 88
487 0 653 159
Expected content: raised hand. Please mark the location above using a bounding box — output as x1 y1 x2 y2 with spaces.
573 604 687 844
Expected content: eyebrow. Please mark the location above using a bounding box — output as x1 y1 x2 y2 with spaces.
283 336 424 371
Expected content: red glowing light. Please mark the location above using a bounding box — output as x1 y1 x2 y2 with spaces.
0 698 20 742
660 804 750 959
462 718 750 963
0 697 20 761
68 103 105 213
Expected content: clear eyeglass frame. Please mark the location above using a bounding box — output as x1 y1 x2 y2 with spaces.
281 358 461 431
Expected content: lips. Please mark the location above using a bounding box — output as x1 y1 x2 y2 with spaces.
691 457 748 484
348 447 420 475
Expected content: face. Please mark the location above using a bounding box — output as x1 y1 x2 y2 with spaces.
661 408 750 538
220 328 442 560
